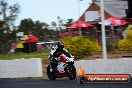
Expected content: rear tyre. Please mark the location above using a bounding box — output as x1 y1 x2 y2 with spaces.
47 65 56 80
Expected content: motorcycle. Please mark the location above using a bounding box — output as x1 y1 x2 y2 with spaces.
47 54 76 80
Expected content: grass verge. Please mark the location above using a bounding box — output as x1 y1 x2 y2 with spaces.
0 49 50 62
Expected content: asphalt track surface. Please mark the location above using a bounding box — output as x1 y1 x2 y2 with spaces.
0 78 131 88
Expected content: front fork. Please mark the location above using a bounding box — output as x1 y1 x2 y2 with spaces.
64 62 74 73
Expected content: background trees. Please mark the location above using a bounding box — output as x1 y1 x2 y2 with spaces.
0 0 20 42
17 18 60 42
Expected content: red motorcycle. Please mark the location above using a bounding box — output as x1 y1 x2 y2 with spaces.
47 54 76 80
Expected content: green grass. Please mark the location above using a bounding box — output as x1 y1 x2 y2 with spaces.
0 50 50 61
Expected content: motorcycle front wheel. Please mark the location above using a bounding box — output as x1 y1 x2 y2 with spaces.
47 65 56 80
67 65 76 80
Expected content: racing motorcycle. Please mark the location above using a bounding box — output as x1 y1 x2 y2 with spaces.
47 54 76 80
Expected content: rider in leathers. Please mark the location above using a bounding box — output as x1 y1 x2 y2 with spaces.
48 42 72 70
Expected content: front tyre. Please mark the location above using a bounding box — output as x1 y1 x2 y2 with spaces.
47 65 56 80
67 65 76 80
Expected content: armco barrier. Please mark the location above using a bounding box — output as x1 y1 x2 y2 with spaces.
0 58 43 78
75 58 132 75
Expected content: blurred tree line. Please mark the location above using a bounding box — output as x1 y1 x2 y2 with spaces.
16 18 74 42
0 0 20 42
